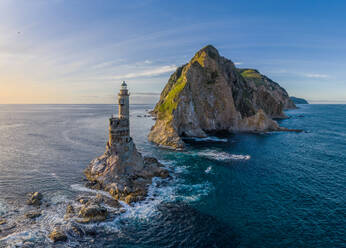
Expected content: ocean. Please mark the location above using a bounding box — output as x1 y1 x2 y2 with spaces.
0 104 345 247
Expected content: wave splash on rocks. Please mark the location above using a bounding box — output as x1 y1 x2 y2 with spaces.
0 158 213 247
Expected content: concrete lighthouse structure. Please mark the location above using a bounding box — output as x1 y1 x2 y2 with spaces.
85 81 169 204
108 81 131 151
118 81 130 120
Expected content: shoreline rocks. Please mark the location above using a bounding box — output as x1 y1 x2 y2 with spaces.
64 193 123 224
84 145 169 204
0 218 6 225
26 192 43 206
77 204 107 223
49 227 67 243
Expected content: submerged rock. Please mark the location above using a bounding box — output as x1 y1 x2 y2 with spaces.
66 222 84 237
26 192 43 206
24 211 41 219
149 45 298 149
64 193 123 224
94 193 121 208
22 241 36 248
48 227 67 243
0 218 6 225
85 180 103 190
77 203 108 223
77 196 90 205
64 203 75 220
66 204 75 214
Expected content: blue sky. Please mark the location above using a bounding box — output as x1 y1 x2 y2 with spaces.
0 0 345 103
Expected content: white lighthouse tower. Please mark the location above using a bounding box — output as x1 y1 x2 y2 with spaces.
118 81 130 120
108 81 131 150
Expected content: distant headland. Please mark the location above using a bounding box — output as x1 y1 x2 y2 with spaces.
290 96 309 104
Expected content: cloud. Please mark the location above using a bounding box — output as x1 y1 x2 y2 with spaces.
112 65 177 80
234 62 243 65
305 73 329 79
92 59 125 69
131 92 160 96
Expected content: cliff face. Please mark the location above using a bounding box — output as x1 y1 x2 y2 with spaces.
237 69 296 117
149 45 296 149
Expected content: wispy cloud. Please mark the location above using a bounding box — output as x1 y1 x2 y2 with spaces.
234 62 243 65
305 73 329 79
92 59 125 69
131 92 160 96
112 65 177 80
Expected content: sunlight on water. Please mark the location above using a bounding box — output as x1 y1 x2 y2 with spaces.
0 104 345 247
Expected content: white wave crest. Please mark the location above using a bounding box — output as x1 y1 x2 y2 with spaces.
198 150 251 161
71 183 113 198
205 166 212 173
1 171 214 246
0 200 8 215
183 136 228 142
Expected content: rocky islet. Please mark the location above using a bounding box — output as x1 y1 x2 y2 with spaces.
149 45 299 149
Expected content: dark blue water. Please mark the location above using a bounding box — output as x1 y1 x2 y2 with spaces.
0 104 345 247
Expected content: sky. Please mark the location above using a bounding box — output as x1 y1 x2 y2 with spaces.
0 0 345 104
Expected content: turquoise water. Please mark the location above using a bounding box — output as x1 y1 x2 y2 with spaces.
0 104 345 247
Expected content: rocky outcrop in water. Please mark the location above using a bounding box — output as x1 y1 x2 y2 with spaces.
0 218 6 225
149 45 297 149
85 83 169 204
85 145 169 204
49 227 67 243
290 96 309 104
26 192 43 206
64 193 124 224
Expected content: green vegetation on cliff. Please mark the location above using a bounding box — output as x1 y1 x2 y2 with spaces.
238 69 266 87
157 74 187 120
239 69 261 79
155 46 218 121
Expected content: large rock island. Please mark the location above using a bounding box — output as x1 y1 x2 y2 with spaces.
149 45 297 149
85 82 168 204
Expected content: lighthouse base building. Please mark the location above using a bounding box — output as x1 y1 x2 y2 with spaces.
84 82 169 204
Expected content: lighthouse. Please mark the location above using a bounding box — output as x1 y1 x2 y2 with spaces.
118 81 130 120
108 81 131 150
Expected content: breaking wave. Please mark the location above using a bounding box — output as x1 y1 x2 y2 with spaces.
197 150 251 161
0 200 8 215
183 136 228 142
205 166 212 173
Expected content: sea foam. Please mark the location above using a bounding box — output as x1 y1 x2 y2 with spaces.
198 150 251 161
183 136 228 142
